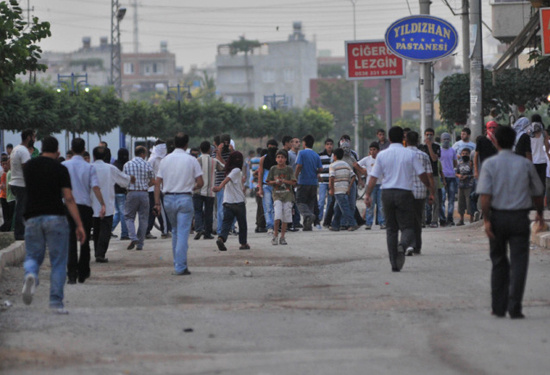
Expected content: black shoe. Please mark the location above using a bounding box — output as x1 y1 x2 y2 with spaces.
194 231 203 240
78 271 90 284
120 236 131 240
127 240 137 250
95 257 109 263
295 223 303 229
110 232 118 238
303 217 312 231
216 237 227 251
287 226 299 232
172 268 191 276
255 227 267 233
395 244 406 271
509 312 525 319
391 267 400 272
203 233 214 240
145 233 157 240
491 311 505 318
67 278 77 285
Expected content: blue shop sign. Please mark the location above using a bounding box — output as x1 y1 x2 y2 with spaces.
385 15 458 62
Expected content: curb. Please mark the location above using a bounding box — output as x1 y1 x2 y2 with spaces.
0 241 25 279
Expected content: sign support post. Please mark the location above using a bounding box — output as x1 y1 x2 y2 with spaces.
345 40 405 140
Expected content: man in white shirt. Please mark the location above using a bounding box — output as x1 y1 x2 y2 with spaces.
365 126 434 272
9 129 34 240
358 142 385 230
452 127 476 161
91 146 134 263
155 133 203 276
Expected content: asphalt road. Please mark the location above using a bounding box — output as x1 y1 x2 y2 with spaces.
1 198 549 375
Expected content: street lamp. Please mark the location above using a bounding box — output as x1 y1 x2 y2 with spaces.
262 94 290 111
111 0 126 148
56 73 90 95
166 84 192 120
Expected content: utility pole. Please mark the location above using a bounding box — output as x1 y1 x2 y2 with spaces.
462 0 470 74
132 0 138 53
469 0 483 139
419 0 433 136
351 0 359 154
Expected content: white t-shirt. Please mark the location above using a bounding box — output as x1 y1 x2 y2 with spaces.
531 135 547 164
157 149 202 193
223 168 245 204
358 155 381 185
8 145 31 187
370 144 424 191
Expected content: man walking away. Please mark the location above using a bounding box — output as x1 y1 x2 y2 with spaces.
365 127 433 272
9 129 35 240
91 146 133 263
194 141 224 240
124 146 155 251
295 134 323 231
21 136 86 314
405 131 434 255
63 138 106 284
477 125 544 319
155 133 203 275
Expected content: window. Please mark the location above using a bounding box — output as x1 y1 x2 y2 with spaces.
283 69 294 82
123 63 134 74
262 70 275 83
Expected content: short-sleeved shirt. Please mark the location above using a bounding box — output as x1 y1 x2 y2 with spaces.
452 140 476 161
296 148 322 186
476 136 497 167
418 143 441 177
157 149 202 194
515 133 532 158
63 155 100 206
408 146 433 199
23 156 72 219
124 157 155 191
318 150 332 184
329 160 355 195
212 149 231 186
266 165 296 203
358 155 381 185
456 162 474 189
8 144 31 187
477 150 544 210
223 168 245 204
371 143 425 191
440 147 457 178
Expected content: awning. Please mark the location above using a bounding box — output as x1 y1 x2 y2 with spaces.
492 9 540 75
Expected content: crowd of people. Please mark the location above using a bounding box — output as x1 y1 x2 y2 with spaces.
1 114 546 318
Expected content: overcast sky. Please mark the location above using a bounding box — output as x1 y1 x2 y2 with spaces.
32 0 497 72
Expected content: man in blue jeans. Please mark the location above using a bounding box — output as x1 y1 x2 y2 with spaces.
21 136 85 314
155 133 203 276
440 132 458 226
295 134 323 231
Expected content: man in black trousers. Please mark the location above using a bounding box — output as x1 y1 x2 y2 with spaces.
477 125 544 319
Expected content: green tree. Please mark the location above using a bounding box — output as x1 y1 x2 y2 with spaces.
313 79 377 137
0 0 51 97
229 36 261 55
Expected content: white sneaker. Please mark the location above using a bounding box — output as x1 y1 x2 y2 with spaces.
267 229 274 235
271 236 278 246
22 274 36 306
51 307 69 315
405 247 415 256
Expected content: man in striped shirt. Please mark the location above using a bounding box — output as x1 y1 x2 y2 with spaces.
318 138 334 224
329 148 358 231
123 146 155 251
194 141 225 240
